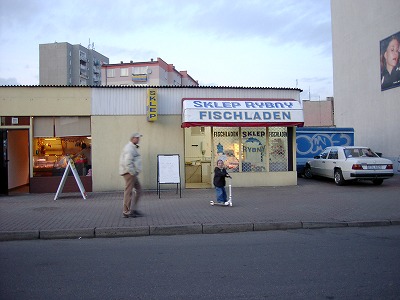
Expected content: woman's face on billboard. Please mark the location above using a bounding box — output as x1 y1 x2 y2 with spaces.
384 38 399 69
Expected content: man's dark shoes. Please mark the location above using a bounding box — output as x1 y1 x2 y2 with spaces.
131 210 143 217
123 210 143 218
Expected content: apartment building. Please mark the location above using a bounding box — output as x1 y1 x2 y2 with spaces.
101 57 198 86
39 42 109 86
331 0 400 165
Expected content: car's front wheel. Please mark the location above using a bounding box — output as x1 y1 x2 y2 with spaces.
304 166 313 179
334 169 345 186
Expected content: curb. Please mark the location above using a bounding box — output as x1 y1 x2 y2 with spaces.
347 220 391 227
0 230 40 241
254 221 302 231
203 222 253 234
40 228 95 240
391 220 400 225
302 221 348 229
95 226 150 238
150 224 203 236
1 220 399 241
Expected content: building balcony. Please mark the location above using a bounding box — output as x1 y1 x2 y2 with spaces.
79 51 87 62
93 65 100 74
132 74 147 82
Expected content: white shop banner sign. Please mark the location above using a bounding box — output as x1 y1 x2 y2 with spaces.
181 98 304 127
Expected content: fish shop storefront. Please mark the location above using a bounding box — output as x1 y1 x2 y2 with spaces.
0 86 304 193
92 86 304 191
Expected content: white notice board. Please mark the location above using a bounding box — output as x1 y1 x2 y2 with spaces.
157 154 181 184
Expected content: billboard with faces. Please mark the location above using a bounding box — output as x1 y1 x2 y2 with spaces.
380 31 400 91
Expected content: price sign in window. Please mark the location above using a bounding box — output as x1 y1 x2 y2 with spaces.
269 127 288 172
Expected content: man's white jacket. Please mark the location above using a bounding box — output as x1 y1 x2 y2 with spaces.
119 142 142 176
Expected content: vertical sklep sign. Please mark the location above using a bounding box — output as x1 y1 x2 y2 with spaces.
147 89 157 121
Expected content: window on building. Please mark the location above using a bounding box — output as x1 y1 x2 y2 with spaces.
191 127 205 136
32 117 91 177
107 69 115 78
132 67 148 82
268 127 288 172
79 50 87 62
211 126 290 173
132 67 148 75
242 127 267 172
213 127 240 172
120 68 129 77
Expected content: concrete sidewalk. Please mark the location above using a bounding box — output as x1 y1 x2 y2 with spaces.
1 176 399 241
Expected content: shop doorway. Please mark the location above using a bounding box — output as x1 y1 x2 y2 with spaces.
0 129 30 196
184 127 212 188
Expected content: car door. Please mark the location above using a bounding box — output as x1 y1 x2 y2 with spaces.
312 148 330 176
324 148 339 178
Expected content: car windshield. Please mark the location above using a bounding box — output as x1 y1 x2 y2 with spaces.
344 148 378 158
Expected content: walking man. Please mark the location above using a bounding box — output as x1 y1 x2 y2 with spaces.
119 132 143 218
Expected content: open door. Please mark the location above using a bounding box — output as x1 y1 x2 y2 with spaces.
0 130 8 195
184 127 212 188
0 129 30 195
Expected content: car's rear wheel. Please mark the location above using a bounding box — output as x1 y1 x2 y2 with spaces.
372 179 383 185
304 166 313 179
334 169 345 186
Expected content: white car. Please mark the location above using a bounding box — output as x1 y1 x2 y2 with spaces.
304 146 394 185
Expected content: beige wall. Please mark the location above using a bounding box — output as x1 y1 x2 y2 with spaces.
91 115 185 191
230 171 298 187
303 99 334 127
0 87 91 116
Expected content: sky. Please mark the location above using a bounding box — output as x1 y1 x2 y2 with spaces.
0 0 333 100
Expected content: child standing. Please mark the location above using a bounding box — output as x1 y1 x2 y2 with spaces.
213 159 231 204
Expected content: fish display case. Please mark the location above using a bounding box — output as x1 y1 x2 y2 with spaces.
33 155 87 177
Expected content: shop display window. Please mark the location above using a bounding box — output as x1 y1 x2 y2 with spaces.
268 127 288 172
33 137 91 177
241 127 267 172
213 127 240 172
212 126 289 173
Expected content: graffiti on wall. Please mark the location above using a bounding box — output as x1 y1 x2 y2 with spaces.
296 133 353 156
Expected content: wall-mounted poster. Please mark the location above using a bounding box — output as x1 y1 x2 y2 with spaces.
380 31 400 91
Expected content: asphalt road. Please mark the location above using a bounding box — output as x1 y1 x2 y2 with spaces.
1 226 399 299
